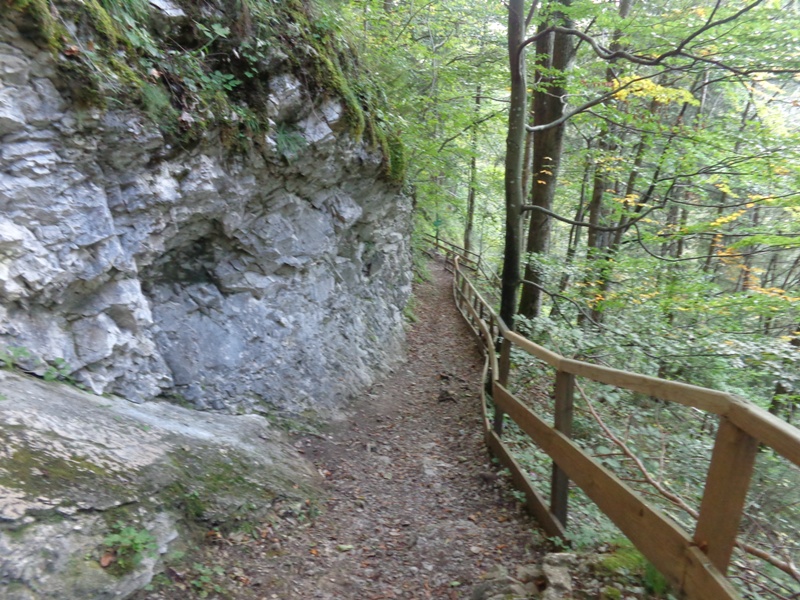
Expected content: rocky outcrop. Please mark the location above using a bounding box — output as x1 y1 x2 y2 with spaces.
0 12 412 413
0 369 320 599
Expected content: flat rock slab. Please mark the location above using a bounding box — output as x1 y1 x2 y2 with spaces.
0 370 319 599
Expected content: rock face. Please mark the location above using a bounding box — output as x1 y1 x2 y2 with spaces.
0 15 412 412
0 370 320 599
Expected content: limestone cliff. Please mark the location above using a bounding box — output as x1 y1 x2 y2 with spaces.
0 2 410 597
0 0 412 413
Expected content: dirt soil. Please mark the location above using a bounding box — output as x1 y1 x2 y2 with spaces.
136 260 546 599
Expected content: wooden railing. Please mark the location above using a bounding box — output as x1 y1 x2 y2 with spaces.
422 233 501 287
441 249 800 600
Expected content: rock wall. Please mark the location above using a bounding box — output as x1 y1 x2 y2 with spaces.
0 15 412 412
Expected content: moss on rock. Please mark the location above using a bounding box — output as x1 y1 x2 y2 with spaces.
7 0 404 182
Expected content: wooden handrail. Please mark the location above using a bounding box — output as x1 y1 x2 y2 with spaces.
423 233 482 260
443 254 800 600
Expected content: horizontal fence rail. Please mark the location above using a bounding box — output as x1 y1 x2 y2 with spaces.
431 240 800 600
423 233 502 287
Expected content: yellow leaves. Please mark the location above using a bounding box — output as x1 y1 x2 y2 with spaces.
773 165 791 175
713 182 738 198
613 76 700 106
749 286 800 303
710 208 746 228
612 193 641 208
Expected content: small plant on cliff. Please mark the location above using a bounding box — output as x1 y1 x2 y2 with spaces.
274 123 307 160
0 346 30 369
101 522 158 575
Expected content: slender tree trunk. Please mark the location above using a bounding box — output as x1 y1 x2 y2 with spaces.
578 0 633 326
557 144 592 295
464 85 482 253
500 0 527 331
770 325 800 421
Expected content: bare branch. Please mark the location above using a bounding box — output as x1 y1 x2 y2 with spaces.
521 203 662 232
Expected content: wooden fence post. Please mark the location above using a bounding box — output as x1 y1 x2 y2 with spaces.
494 338 512 436
551 370 575 527
693 417 758 574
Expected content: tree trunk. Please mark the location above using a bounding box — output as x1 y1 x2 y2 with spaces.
464 85 482 253
518 8 573 319
500 0 527 331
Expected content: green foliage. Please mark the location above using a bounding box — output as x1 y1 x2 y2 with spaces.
189 562 226 598
338 0 507 233
403 294 418 323
42 358 72 382
102 522 157 575
0 346 84 389
274 123 307 160
0 346 31 370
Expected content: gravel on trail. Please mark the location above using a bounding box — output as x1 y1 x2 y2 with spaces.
136 260 547 599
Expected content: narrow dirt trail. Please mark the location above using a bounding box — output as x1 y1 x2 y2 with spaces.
135 260 545 599
255 260 543 598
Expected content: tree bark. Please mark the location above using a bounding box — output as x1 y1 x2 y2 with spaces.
464 85 481 253
500 0 527 331
518 8 574 319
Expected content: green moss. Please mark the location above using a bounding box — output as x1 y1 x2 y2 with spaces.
0 442 113 496
10 0 403 181
8 0 66 50
384 128 406 183
596 543 646 575
594 539 670 597
600 586 622 600
82 0 120 44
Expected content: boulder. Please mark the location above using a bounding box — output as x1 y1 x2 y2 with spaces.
0 370 320 599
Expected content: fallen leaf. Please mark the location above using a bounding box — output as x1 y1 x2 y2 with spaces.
99 552 115 568
337 544 354 552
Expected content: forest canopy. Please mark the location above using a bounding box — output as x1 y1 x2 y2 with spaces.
335 0 800 419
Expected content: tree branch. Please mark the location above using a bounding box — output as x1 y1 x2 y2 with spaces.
521 203 662 232
437 110 503 152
